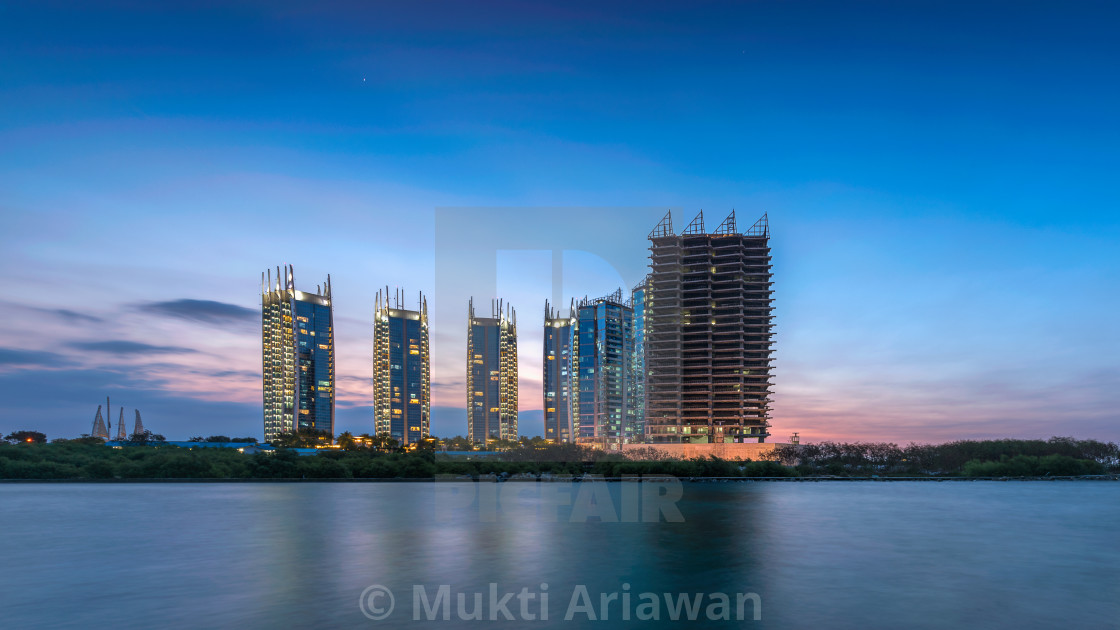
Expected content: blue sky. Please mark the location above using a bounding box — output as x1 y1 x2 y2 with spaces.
1 1 1117 442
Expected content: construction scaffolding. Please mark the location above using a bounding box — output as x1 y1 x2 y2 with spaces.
645 210 775 443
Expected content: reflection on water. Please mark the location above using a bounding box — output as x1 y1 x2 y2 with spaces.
0 481 1117 629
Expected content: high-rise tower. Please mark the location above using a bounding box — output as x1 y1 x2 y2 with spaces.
543 300 576 444
573 289 640 448
262 265 335 443
645 210 774 443
466 298 518 446
373 288 430 446
631 277 650 441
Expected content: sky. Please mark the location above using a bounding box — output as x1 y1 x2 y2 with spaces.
1 0 1117 443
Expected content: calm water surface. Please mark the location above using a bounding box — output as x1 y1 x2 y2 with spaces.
1 481 1117 629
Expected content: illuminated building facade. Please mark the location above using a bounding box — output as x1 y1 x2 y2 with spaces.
631 277 649 440
373 288 430 446
542 300 575 443
262 265 335 442
573 289 641 448
466 298 518 446
645 210 774 443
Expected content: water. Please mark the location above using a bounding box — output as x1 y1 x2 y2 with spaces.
1 481 1116 629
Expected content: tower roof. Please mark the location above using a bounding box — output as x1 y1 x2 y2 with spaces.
648 210 768 238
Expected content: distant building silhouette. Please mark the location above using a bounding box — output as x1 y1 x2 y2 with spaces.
261 265 335 442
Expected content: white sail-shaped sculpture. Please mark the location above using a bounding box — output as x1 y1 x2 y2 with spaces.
91 405 109 440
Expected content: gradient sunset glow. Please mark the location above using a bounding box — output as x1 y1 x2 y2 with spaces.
2 1 1117 443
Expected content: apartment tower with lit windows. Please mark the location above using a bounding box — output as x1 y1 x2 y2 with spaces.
466 298 518 446
543 299 575 443
373 288 430 446
645 210 774 443
261 264 335 442
630 277 649 440
572 289 641 448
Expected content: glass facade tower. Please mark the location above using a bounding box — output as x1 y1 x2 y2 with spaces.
572 289 641 448
631 277 649 441
646 210 775 443
466 298 518 446
373 288 430 446
543 300 575 443
262 265 335 442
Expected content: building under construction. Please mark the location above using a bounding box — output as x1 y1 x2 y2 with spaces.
645 210 774 443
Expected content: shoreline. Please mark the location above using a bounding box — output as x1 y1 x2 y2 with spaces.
2 474 1117 484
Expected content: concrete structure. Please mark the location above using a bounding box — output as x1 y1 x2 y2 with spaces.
373 288 430 446
645 211 775 443
261 265 335 442
467 298 518 446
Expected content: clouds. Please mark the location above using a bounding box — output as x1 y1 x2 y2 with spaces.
2 1 1118 446
772 365 1120 444
35 307 104 324
0 302 105 325
67 341 197 355
0 366 261 441
0 348 77 368
135 299 256 325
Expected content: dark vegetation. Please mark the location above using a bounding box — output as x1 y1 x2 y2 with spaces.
772 437 1116 477
0 436 1114 480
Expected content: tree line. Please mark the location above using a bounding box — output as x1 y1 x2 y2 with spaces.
770 437 1117 477
0 435 1115 480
